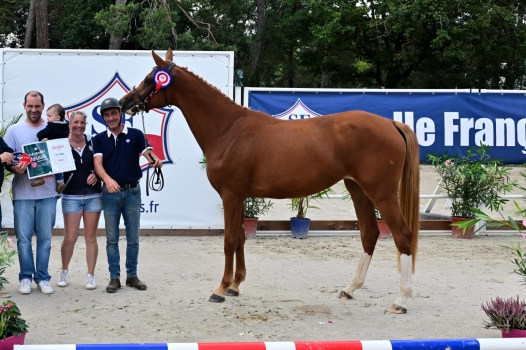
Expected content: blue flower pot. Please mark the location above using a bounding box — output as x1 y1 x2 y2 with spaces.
290 217 311 239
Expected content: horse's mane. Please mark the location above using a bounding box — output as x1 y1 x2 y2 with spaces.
180 66 250 111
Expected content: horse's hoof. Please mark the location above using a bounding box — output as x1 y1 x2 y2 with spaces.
208 293 225 303
338 291 353 300
225 288 239 296
388 304 407 314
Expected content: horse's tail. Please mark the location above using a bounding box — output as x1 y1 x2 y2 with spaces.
394 121 420 273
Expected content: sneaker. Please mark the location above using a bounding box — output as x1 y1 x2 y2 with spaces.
57 270 69 287
126 276 147 291
18 279 31 294
56 181 67 194
85 274 96 290
31 178 45 187
106 278 121 293
38 280 54 294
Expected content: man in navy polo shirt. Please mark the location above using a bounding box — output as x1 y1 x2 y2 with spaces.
93 97 162 293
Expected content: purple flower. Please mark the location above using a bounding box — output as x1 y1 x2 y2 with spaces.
481 295 526 332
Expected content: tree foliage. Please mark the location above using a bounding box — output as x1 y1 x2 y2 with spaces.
2 0 526 89
0 0 29 48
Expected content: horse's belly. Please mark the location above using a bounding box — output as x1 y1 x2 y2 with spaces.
249 169 341 199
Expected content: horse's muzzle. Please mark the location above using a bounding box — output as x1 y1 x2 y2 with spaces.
125 105 140 116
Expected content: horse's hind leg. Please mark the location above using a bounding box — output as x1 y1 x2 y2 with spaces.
338 179 379 300
375 200 413 314
225 208 247 296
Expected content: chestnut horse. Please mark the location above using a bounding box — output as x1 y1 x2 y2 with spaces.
120 49 420 314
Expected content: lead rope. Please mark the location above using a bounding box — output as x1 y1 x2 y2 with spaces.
141 110 164 196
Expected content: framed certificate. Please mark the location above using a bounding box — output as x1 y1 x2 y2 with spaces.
22 138 76 179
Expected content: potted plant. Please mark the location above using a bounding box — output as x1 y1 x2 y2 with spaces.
289 188 333 239
375 207 391 239
243 197 273 239
481 295 526 338
426 144 514 238
0 299 28 348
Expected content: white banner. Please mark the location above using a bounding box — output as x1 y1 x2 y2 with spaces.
0 49 234 229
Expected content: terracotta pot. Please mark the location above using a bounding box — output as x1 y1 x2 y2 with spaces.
0 332 25 350
244 218 258 239
376 220 392 239
502 328 526 338
451 217 475 239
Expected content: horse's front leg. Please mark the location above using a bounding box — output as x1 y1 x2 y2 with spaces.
225 208 247 296
209 194 244 303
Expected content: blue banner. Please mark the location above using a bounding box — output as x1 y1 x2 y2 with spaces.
247 90 526 164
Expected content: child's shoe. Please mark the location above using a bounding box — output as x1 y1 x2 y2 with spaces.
31 178 45 187
56 181 66 193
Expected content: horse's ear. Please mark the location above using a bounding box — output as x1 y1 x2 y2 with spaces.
152 50 166 68
166 48 173 62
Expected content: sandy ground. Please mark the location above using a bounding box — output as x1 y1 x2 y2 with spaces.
2 234 524 345
2 164 526 345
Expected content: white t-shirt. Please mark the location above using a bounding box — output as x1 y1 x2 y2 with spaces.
4 120 57 200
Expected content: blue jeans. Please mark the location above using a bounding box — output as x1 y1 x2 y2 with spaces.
13 197 57 283
102 185 141 279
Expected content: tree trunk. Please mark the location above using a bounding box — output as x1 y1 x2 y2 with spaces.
250 0 265 72
23 0 36 48
35 0 48 48
109 0 127 50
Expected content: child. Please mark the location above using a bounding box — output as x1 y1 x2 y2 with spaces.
33 103 69 192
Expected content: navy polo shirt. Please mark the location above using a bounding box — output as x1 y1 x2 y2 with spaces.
92 125 149 185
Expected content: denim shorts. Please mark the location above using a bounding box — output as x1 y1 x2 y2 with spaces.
62 196 103 214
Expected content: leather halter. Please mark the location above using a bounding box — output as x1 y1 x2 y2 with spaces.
132 61 176 112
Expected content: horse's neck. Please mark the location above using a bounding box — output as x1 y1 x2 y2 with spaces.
173 69 242 152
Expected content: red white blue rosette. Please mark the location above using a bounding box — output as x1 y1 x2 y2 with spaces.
11 152 31 166
153 69 172 92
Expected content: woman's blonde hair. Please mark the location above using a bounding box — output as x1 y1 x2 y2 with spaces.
69 110 87 121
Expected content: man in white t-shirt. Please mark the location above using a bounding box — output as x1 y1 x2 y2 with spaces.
5 91 57 295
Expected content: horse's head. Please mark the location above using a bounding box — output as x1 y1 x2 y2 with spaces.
120 48 175 116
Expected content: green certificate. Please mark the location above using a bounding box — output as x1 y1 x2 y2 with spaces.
23 139 76 179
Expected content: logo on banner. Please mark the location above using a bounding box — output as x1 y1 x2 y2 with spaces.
64 72 173 170
273 98 322 120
